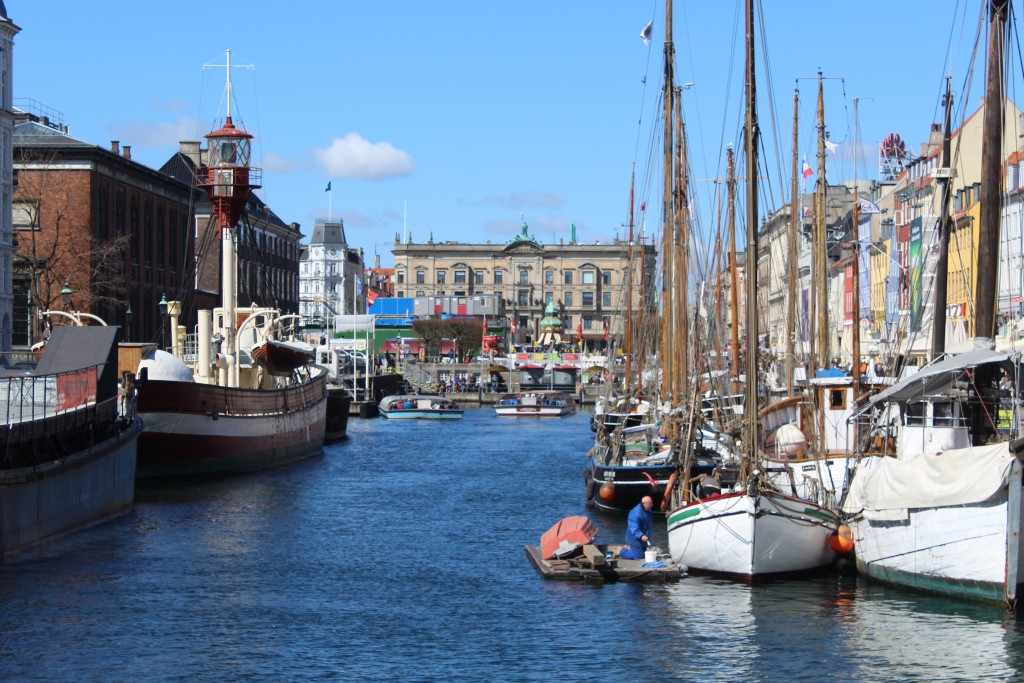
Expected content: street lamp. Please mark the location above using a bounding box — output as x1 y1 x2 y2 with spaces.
158 293 168 350
60 280 74 310
26 289 35 346
125 304 133 343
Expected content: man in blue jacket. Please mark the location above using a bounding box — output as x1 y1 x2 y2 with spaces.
619 495 653 560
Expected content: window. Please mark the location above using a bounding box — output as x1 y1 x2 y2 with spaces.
455 270 467 284
12 201 38 230
545 269 554 285
603 292 612 307
519 269 529 284
584 317 593 330
437 270 447 284
518 290 529 306
603 270 612 285
545 292 554 304
582 291 594 306
495 269 504 284
830 389 846 410
475 271 484 284
564 271 574 285
397 271 405 284
582 270 595 285
564 291 573 306
416 270 425 284
933 402 954 426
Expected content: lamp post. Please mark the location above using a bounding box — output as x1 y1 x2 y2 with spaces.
60 280 74 311
125 304 133 343
26 290 35 347
158 293 168 350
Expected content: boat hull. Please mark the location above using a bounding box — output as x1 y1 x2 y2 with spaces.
666 491 838 576
135 375 328 478
380 409 464 420
1 417 141 555
586 463 676 513
495 391 575 417
847 470 1024 604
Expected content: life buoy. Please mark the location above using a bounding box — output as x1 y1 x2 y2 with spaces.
584 471 597 502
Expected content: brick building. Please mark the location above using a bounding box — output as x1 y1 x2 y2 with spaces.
12 111 194 346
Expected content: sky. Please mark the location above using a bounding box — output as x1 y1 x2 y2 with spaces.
8 1 1008 269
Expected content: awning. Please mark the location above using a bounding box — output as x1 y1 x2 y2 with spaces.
869 345 1016 406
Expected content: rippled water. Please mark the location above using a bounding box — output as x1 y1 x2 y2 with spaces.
2 409 1023 681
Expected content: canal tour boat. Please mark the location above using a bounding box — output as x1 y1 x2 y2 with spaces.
379 394 464 420
494 390 576 417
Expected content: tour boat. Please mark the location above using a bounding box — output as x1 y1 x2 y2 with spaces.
379 394 464 420
494 390 575 417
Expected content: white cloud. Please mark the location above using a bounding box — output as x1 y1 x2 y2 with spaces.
107 117 203 148
312 133 414 180
261 151 303 173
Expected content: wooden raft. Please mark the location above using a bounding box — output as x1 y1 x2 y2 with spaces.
525 544 683 584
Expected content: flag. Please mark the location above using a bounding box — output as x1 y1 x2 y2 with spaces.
576 322 583 338
640 20 653 46
602 318 609 342
510 318 517 335
356 275 363 295
367 291 378 305
325 181 331 192
802 206 812 218
825 140 838 155
858 195 881 215
802 157 813 179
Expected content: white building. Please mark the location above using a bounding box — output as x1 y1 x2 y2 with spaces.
0 3 18 349
299 219 365 325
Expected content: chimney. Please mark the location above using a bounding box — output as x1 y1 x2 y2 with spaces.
179 141 202 166
111 140 120 154
123 145 131 160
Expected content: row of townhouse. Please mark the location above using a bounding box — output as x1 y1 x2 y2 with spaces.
750 96 1024 375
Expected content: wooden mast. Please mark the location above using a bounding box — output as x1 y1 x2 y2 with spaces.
625 166 635 387
814 72 828 372
660 0 676 403
675 96 689 399
727 147 740 395
931 78 954 359
741 0 759 484
977 0 1008 340
787 89 799 396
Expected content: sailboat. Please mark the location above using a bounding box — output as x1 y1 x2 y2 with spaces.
133 52 329 478
841 0 1024 606
665 0 839 577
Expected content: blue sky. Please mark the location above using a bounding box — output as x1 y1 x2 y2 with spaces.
9 1 998 267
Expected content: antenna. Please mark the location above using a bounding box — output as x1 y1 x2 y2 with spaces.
203 49 254 122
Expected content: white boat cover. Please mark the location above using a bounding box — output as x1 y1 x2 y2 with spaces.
842 443 1014 520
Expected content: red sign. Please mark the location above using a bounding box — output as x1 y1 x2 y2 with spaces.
57 368 97 411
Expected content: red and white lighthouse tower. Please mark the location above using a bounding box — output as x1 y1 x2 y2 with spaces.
195 50 262 385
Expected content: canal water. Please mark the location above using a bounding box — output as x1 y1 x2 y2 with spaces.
2 409 1024 681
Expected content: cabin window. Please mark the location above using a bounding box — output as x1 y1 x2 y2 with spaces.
906 402 926 426
829 389 845 410
933 402 954 426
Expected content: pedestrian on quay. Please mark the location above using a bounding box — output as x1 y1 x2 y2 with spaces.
618 495 653 559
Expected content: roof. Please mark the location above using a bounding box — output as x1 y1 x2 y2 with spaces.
869 343 1015 405
310 220 348 246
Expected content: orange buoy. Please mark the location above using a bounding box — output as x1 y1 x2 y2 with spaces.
660 471 678 511
598 481 616 501
828 525 854 554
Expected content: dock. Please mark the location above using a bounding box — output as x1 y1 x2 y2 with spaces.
525 544 684 584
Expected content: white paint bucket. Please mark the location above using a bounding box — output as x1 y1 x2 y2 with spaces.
644 549 657 563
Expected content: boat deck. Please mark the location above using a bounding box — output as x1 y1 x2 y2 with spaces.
525 544 683 584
